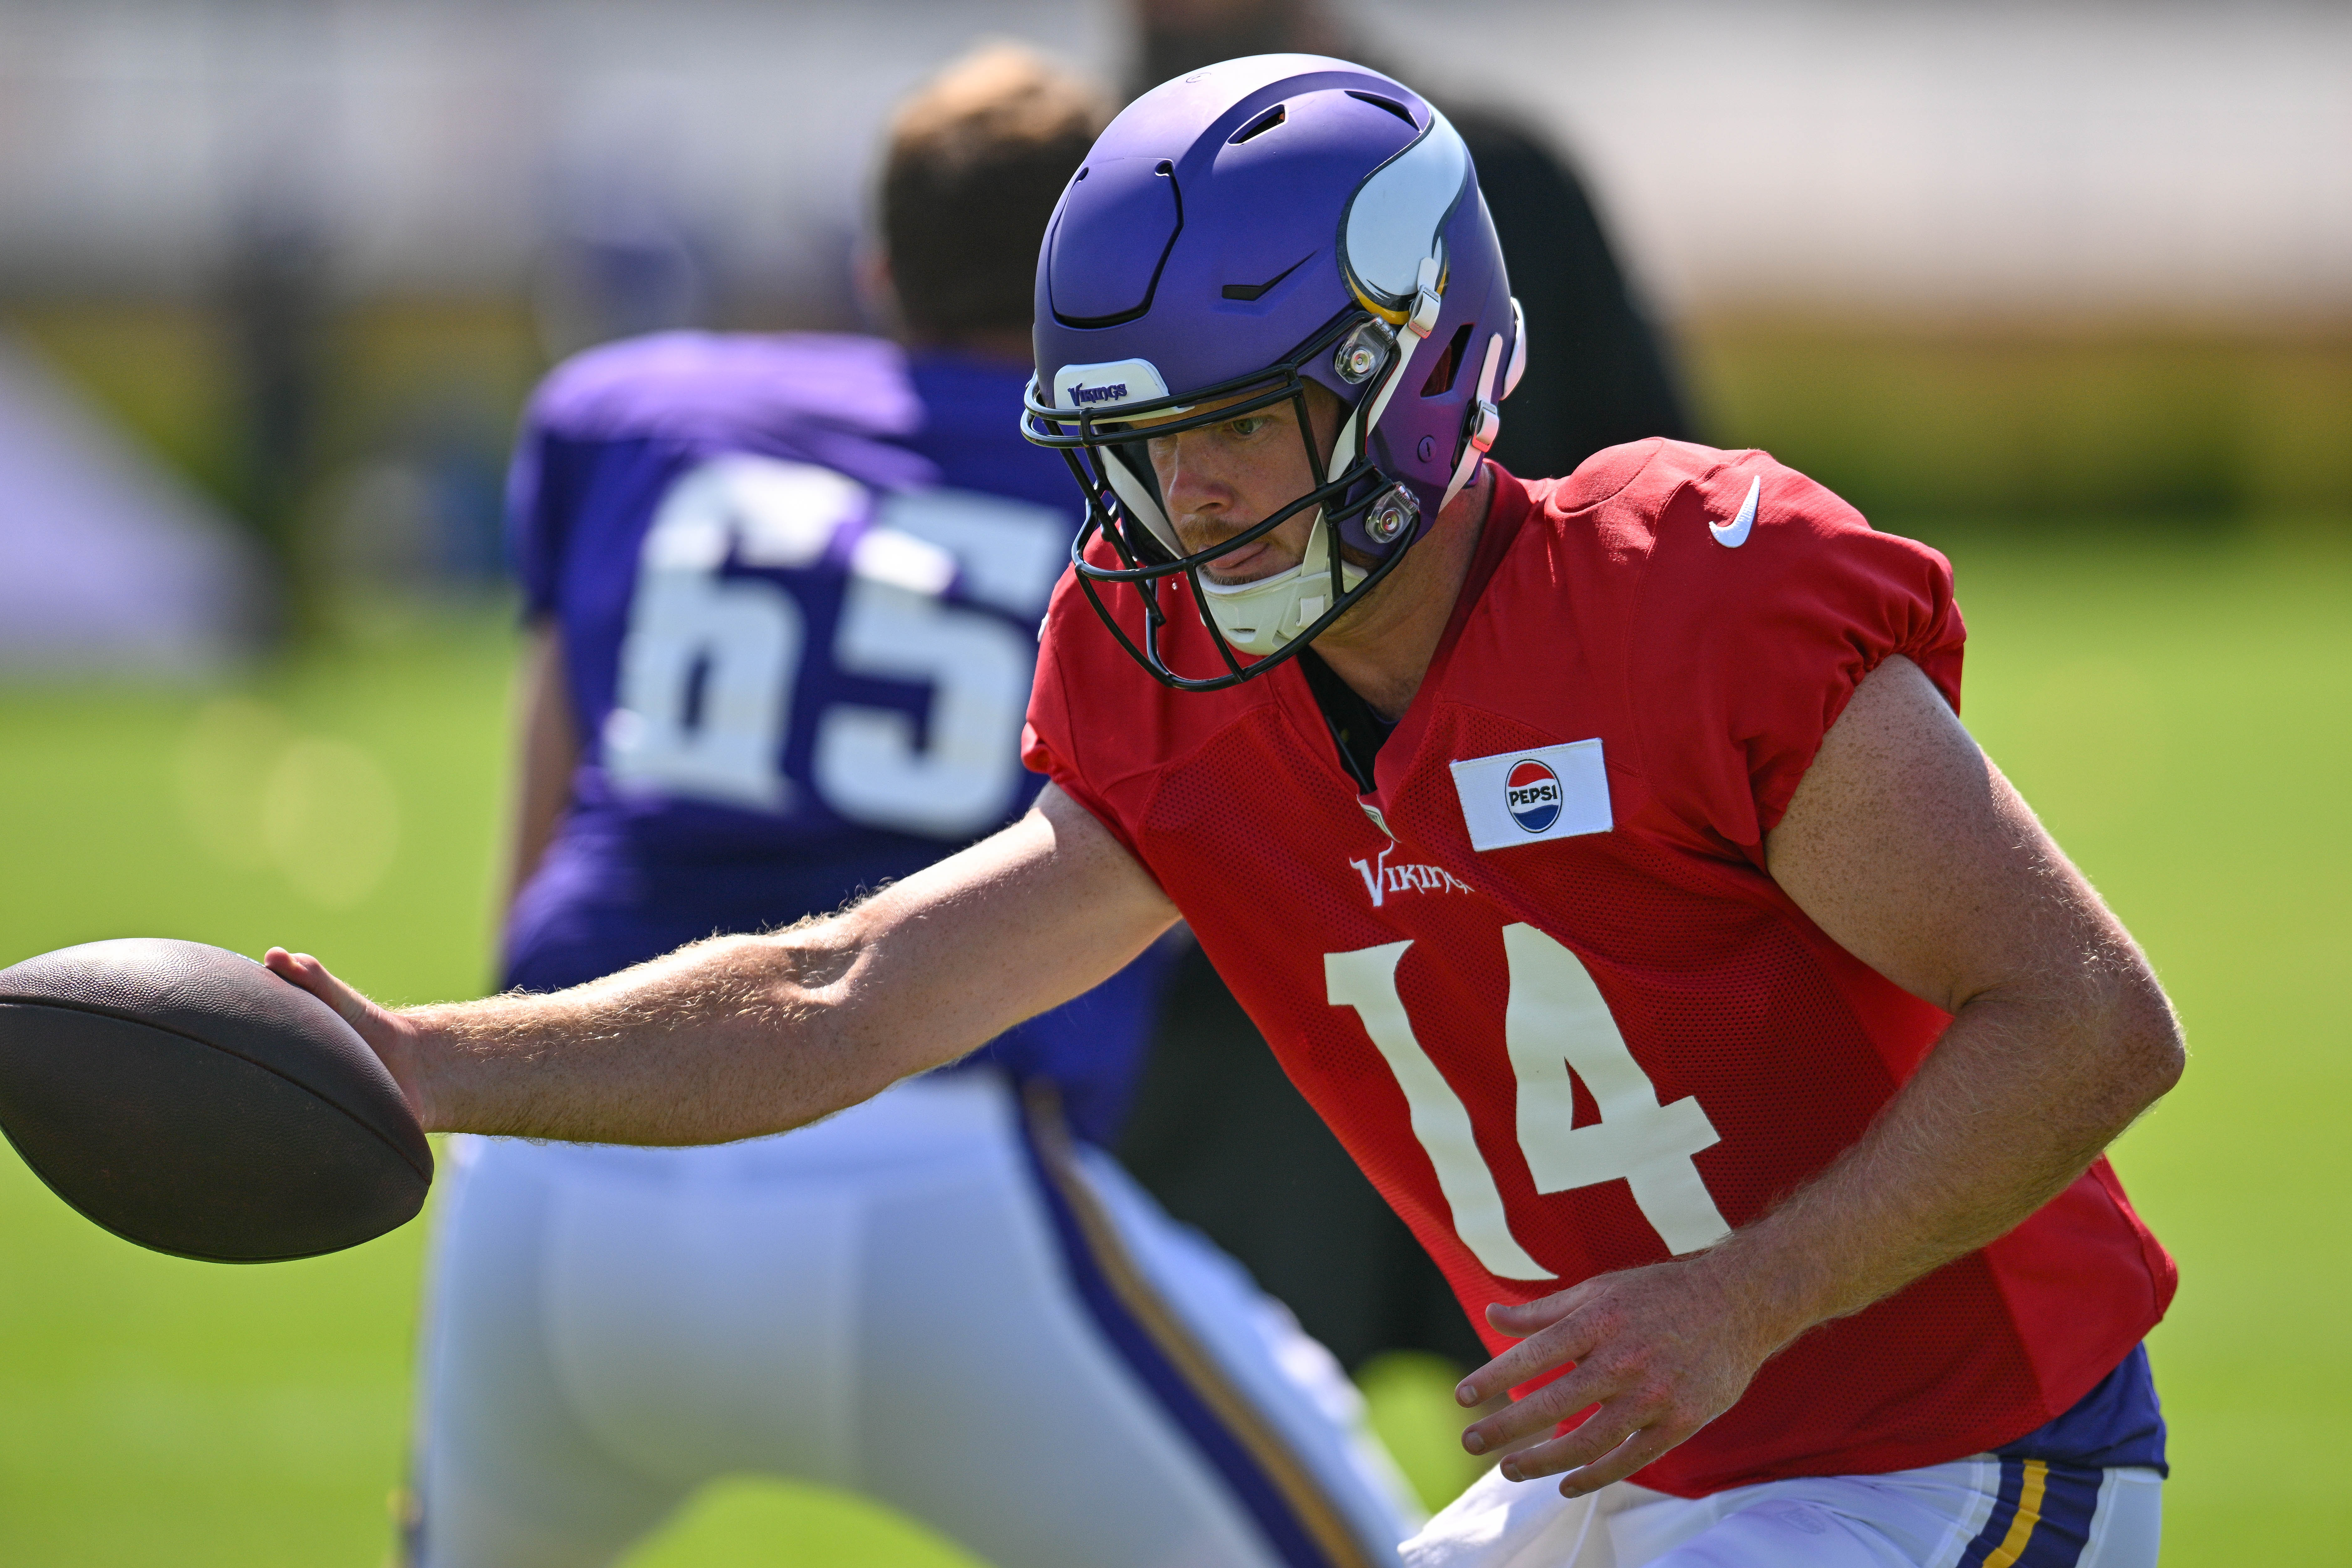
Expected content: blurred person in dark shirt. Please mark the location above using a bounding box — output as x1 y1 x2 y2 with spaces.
1118 0 1696 1383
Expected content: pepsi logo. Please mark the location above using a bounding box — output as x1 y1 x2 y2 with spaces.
1505 759 1562 833
1451 739 1611 852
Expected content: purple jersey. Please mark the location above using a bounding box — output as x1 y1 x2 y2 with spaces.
504 331 1164 1140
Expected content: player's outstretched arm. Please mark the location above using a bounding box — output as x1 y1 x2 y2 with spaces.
1453 654 2186 1495
266 783 1178 1146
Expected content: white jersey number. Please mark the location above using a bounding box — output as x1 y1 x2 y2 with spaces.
1326 924 1731 1280
605 454 1066 838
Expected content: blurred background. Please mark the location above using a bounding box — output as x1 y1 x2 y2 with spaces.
0 0 2344 1563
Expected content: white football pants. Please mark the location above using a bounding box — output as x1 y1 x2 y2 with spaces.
405 1069 1419 1568
1403 1452 2161 1568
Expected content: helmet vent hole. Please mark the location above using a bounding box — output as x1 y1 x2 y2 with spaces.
1229 104 1287 144
1345 90 1416 127
1420 324 1473 397
1155 159 1174 175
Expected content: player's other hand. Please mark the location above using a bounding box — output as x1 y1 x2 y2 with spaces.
264 949 433 1129
1452 1255 1786 1497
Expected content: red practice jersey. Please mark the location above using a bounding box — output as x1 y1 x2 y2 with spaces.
1024 439 2175 1497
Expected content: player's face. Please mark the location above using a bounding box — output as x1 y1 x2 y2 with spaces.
1144 384 1345 584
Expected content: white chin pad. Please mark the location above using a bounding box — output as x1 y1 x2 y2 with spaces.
1195 511 1363 657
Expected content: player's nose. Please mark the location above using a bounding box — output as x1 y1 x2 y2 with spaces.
1155 429 1233 522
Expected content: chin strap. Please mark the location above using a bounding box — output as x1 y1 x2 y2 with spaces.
1333 252 1446 478
1443 331 1506 511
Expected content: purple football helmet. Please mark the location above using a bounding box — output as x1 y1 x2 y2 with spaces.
1021 54 1526 690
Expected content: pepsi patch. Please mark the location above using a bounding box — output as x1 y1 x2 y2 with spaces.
1449 740 1611 852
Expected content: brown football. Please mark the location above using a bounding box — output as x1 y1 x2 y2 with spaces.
0 938 430 1263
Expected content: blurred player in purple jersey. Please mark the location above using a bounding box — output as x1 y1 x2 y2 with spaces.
403 46 1416 1568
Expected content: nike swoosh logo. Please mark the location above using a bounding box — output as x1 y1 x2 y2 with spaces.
1709 476 1760 548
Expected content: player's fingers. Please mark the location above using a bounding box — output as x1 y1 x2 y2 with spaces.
1551 1419 1687 1499
268 950 434 1125
1483 1288 1582 1337
265 948 337 1005
1495 1375 1698 1490
267 949 374 1033
1487 1396 1646 1483
1456 1303 1601 1408
1493 1354 1720 1491
1460 1354 1610 1455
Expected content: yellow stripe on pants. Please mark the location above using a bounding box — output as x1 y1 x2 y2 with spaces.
1984 1459 2049 1568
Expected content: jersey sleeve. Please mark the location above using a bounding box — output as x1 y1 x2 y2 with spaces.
1022 563 1150 862
1628 452 1965 856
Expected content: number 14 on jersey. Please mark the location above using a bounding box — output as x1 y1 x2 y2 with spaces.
1327 924 1731 1279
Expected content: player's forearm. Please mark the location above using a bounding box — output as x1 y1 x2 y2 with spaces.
1732 657 2188 1352
381 787 1176 1145
398 917 887 1145
1703 950 2183 1353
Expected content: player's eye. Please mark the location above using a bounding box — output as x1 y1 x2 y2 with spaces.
1224 414 1273 439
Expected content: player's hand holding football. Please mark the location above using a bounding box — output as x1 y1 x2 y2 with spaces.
1453 1250 1794 1497
263 949 434 1128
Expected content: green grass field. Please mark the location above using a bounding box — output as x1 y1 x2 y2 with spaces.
0 527 2344 1565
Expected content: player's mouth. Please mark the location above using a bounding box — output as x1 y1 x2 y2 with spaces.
1179 519 1294 585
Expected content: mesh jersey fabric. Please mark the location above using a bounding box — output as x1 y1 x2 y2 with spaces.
1022 439 2175 1496
504 330 1166 1140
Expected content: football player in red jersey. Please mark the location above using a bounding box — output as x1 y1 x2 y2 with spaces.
268 56 2183 1567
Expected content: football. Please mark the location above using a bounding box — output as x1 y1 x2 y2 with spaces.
0 937 431 1263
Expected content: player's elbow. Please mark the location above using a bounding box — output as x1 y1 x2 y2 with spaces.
2125 983 2186 1107
2091 957 2185 1128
